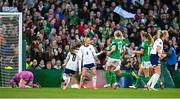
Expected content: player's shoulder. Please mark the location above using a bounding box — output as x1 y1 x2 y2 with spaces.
89 44 94 48
79 45 85 49
155 38 163 45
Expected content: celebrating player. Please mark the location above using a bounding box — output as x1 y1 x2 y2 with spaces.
62 42 82 90
79 37 103 89
10 71 35 88
147 30 169 91
103 38 117 88
104 30 129 88
129 31 153 88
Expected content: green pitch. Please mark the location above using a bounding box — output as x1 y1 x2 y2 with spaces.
0 88 180 98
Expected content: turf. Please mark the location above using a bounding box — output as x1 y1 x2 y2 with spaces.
0 88 180 98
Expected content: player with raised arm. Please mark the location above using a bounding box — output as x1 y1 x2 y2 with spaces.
79 37 103 89
147 30 169 91
62 42 82 90
129 31 153 89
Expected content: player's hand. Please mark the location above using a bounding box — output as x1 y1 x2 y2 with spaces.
106 51 111 56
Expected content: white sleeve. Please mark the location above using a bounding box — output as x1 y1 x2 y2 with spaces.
91 45 102 56
64 52 70 65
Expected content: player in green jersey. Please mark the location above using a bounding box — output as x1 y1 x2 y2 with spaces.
104 30 132 88
129 31 154 88
103 38 117 88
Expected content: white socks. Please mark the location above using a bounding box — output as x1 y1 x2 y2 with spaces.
92 75 97 88
147 74 155 86
151 73 160 88
63 74 71 88
147 73 160 88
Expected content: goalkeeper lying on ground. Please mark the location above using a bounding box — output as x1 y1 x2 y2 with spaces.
10 71 39 88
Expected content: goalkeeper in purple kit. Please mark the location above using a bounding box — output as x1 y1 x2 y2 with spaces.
10 71 38 88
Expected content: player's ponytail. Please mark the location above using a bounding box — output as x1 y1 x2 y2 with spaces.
147 33 154 45
153 30 161 41
160 30 168 39
69 42 81 55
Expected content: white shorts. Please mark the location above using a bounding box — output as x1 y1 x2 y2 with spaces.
106 57 121 68
141 61 152 69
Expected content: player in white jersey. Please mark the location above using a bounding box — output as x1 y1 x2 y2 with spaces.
79 37 103 89
62 42 82 90
147 30 169 91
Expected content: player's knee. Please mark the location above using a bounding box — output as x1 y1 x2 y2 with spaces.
63 74 70 81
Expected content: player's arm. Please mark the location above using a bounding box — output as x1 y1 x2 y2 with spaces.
63 52 70 66
91 45 104 56
157 45 166 58
107 45 116 56
133 48 144 55
19 79 31 88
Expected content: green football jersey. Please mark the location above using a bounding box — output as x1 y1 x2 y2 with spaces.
109 39 125 59
106 44 112 51
141 40 151 62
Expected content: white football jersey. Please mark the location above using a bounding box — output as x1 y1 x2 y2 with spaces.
150 38 163 55
79 44 96 65
65 50 82 71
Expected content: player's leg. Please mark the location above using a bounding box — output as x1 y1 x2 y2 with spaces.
62 73 71 90
104 65 111 88
147 54 157 90
104 58 114 88
109 66 117 87
113 63 121 88
139 62 150 88
91 66 97 89
79 68 87 88
149 66 154 76
130 65 143 88
143 69 150 84
150 65 160 89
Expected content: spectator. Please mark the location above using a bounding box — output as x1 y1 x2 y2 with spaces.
54 60 62 69
164 41 177 81
28 59 38 70
21 0 179 73
44 61 54 70
36 59 45 69
51 58 56 68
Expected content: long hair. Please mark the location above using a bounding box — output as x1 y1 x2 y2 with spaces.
147 33 154 45
141 32 154 45
160 30 168 39
69 42 81 55
153 30 161 41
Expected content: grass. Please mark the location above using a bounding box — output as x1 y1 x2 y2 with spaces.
0 88 180 98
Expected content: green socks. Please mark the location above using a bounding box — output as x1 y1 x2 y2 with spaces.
134 76 142 87
144 76 150 84
105 70 111 84
121 71 132 77
111 71 117 85
105 70 117 86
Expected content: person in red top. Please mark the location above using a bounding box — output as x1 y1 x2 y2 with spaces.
77 20 87 37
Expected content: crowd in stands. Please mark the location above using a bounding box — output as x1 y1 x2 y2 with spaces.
1 0 180 72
